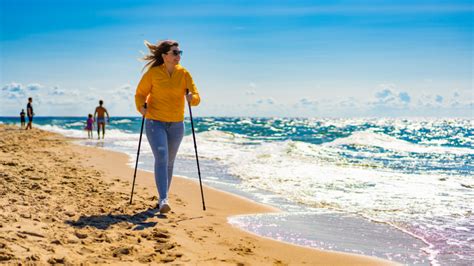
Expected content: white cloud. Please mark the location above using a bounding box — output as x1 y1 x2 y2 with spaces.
375 88 393 100
256 98 275 105
417 94 443 108
245 82 257 96
398 92 411 103
370 87 411 108
201 88 472 117
350 84 472 117
0 82 137 116
49 86 65 96
1 81 471 118
26 83 43 91
112 84 133 100
1 83 40 104
336 97 361 108
2 82 25 95
294 97 318 110
299 98 317 105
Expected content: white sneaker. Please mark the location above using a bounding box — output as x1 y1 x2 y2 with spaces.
159 199 171 214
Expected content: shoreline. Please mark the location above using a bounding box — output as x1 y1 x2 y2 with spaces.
0 125 397 264
73 135 396 265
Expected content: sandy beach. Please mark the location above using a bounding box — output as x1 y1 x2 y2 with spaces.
0 124 396 265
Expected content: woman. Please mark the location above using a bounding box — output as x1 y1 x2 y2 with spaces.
135 40 200 213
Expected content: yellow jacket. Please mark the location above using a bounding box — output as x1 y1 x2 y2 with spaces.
135 64 200 122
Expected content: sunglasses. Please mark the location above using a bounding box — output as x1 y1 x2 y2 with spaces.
167 50 183 56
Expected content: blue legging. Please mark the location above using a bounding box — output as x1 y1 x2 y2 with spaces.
145 119 184 201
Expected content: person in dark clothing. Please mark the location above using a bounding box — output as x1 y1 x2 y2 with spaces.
25 97 34 130
20 109 26 129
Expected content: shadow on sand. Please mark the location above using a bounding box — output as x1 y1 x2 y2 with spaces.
66 208 167 231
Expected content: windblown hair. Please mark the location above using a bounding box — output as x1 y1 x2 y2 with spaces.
142 40 179 71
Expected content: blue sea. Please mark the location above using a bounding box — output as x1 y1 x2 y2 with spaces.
1 117 472 265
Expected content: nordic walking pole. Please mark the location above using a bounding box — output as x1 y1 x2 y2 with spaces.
129 103 147 204
186 89 206 210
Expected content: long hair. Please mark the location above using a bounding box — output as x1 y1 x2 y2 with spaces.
142 40 179 72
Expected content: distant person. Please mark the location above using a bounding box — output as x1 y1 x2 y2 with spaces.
25 97 34 130
135 40 200 213
20 109 26 129
94 100 110 139
85 114 94 139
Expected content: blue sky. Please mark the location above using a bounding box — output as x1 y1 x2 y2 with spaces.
1 0 472 117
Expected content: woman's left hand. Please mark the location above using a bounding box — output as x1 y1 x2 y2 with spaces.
186 93 193 103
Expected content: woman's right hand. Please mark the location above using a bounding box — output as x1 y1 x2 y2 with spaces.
139 106 147 116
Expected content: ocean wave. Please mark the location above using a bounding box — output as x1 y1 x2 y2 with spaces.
111 119 133 124
36 125 142 141
6 116 472 264
324 130 473 155
196 130 262 145
37 124 86 138
65 121 85 127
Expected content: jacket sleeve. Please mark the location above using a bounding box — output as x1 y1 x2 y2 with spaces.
185 70 201 106
135 70 152 112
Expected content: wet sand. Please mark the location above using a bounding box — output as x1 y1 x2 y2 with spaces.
0 125 397 265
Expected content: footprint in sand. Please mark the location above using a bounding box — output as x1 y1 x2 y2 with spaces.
230 244 254 256
161 253 182 263
75 231 88 239
0 252 14 262
50 239 61 245
203 226 215 233
137 253 158 263
150 229 170 241
112 246 136 257
26 254 40 262
78 246 94 255
154 242 177 254
48 257 66 264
